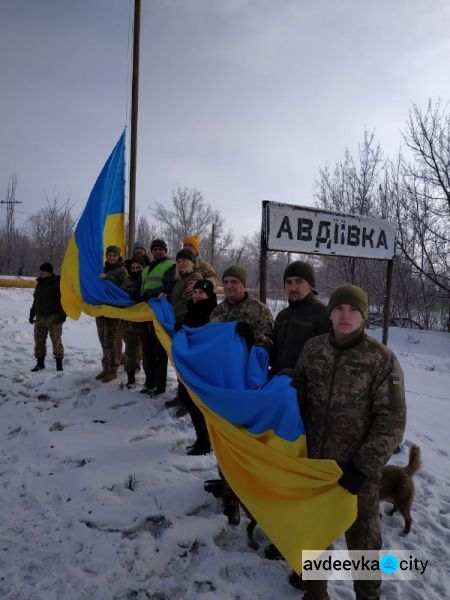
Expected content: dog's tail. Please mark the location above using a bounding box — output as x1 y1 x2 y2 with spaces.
404 444 421 476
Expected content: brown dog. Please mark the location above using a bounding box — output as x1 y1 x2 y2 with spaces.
380 444 421 535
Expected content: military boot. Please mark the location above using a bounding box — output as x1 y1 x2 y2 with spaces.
56 358 63 371
102 368 118 383
95 369 106 380
126 369 136 388
31 357 45 372
186 440 211 455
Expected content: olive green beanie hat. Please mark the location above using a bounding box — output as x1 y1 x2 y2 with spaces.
106 245 121 255
327 284 368 318
222 265 247 287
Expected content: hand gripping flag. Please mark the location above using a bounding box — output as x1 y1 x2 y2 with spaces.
61 136 357 574
151 298 357 573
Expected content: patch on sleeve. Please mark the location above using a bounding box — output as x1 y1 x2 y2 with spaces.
388 373 403 410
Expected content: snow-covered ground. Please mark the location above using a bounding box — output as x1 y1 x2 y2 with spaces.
0 287 449 600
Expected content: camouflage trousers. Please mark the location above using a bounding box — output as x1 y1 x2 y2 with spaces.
34 315 64 359
123 323 150 375
304 478 382 600
96 317 120 369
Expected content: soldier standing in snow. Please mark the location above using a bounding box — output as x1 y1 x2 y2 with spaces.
270 261 330 375
95 245 129 383
169 249 202 323
122 255 151 388
140 239 176 395
208 265 274 524
29 262 66 372
292 284 406 600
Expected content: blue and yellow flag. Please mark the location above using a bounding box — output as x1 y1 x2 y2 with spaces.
61 136 357 574
151 298 357 573
61 131 152 322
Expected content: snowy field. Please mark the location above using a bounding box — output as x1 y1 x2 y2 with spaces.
0 287 449 600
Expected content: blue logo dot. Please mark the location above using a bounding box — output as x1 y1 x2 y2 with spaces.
380 554 399 574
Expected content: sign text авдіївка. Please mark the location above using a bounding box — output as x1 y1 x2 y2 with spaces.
265 202 396 260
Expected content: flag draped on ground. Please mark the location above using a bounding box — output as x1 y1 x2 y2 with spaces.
61 135 357 573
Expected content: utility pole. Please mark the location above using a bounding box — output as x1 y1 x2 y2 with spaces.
128 0 141 252
1 176 21 273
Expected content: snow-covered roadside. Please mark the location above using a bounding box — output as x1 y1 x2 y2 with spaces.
0 287 448 599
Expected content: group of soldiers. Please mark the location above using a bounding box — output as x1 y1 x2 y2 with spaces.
29 236 406 600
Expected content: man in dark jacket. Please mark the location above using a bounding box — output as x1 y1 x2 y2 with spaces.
271 261 330 375
172 279 218 455
293 284 406 600
29 262 66 372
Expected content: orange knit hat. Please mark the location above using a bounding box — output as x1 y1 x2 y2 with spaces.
183 235 200 253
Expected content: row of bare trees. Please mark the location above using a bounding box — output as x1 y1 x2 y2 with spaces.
1 100 449 329
0 182 75 277
314 101 449 331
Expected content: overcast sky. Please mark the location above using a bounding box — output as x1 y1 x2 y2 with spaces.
2 0 450 241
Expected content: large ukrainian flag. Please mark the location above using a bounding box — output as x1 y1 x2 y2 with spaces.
61 136 357 574
151 299 357 573
61 131 152 322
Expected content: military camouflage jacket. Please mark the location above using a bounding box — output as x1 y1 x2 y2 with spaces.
293 329 406 477
103 261 129 290
170 270 202 321
209 292 274 348
193 257 220 291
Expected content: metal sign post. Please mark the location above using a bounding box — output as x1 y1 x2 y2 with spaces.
259 201 268 303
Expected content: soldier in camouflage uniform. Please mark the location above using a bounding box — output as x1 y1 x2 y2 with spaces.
95 245 129 383
122 255 151 387
29 262 66 372
182 235 220 292
209 265 274 349
208 265 274 524
291 284 406 600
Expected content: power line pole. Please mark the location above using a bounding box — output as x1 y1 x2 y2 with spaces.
1 175 21 273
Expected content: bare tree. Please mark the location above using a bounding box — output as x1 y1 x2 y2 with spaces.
394 101 450 295
135 214 159 250
315 130 386 287
27 195 75 271
151 186 233 262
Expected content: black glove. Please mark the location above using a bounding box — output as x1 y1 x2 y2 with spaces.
129 291 144 303
29 316 35 325
338 462 367 495
56 311 67 323
235 321 255 351
29 307 35 325
173 321 183 332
